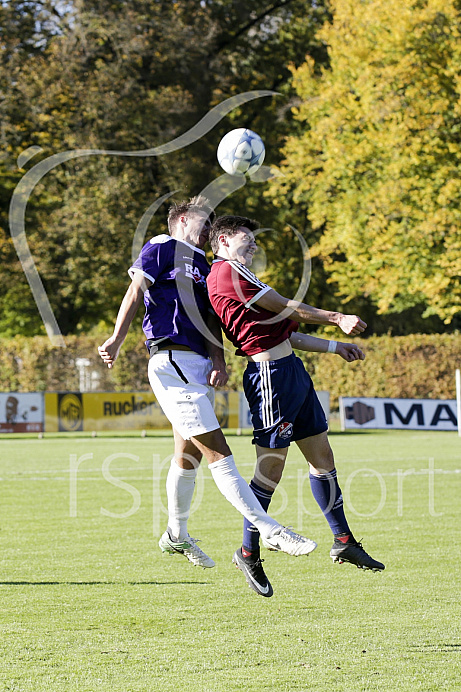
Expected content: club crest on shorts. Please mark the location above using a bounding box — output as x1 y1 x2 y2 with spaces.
277 422 293 439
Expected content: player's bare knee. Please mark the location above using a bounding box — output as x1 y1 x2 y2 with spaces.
175 451 202 470
174 436 203 469
253 462 283 490
191 427 231 462
309 450 335 474
252 445 287 488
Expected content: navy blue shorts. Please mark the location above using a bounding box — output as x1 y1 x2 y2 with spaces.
243 353 328 449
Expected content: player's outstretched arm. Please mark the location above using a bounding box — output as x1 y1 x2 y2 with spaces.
205 310 229 388
255 289 367 335
98 273 149 369
289 333 365 362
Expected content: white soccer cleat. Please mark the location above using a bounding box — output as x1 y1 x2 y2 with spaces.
262 527 317 557
158 531 215 568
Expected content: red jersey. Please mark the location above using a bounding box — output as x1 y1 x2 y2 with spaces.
207 258 298 356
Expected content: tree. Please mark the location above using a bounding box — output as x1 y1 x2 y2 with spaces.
1 0 331 335
269 0 461 326
0 0 69 336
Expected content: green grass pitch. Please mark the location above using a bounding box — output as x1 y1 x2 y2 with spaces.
0 429 460 691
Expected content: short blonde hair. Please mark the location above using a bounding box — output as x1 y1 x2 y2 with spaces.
167 195 215 234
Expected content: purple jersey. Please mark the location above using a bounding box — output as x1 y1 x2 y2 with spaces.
129 235 211 357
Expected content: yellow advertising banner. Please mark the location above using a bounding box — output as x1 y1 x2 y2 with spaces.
45 391 239 432
83 392 169 431
215 391 239 429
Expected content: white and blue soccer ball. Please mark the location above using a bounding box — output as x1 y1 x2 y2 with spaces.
217 128 265 176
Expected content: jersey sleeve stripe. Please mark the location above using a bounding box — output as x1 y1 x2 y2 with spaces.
229 260 268 289
128 267 156 284
244 286 271 308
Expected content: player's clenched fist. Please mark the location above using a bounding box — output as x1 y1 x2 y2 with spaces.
336 343 365 362
208 366 229 388
98 337 122 369
337 314 367 335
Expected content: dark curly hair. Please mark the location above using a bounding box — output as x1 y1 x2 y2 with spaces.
209 215 259 254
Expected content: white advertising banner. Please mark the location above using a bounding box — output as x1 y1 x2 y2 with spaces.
0 392 44 433
340 397 457 431
238 391 330 429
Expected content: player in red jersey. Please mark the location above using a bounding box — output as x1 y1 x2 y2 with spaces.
99 197 321 571
207 215 385 597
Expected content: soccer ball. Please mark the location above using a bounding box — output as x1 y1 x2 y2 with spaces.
217 128 265 176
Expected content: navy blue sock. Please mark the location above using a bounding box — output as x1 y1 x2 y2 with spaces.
309 469 351 537
242 480 274 554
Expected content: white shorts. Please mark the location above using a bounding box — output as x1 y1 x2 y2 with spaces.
148 350 219 440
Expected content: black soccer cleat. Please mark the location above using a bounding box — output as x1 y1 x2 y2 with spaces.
330 537 385 572
232 548 274 597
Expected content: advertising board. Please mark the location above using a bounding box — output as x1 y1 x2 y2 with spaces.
0 393 44 433
340 397 457 431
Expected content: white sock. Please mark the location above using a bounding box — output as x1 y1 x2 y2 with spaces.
166 458 198 540
209 455 280 539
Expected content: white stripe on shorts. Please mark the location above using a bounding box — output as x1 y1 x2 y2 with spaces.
260 362 274 428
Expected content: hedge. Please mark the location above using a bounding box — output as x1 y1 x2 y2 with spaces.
302 333 460 408
0 332 459 410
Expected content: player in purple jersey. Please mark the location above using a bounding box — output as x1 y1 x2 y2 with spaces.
98 196 321 569
207 215 384 597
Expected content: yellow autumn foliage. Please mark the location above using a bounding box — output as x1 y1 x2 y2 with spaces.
270 0 461 323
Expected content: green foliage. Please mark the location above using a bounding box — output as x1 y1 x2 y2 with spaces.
269 0 461 325
0 332 149 393
4 0 460 337
0 0 330 335
1 333 459 414
303 331 461 408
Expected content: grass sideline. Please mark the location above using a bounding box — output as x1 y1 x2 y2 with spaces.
0 431 460 691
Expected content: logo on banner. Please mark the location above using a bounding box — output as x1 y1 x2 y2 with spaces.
58 393 83 432
345 402 376 425
278 422 293 439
